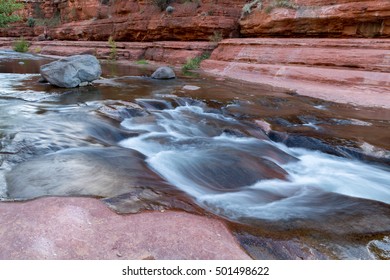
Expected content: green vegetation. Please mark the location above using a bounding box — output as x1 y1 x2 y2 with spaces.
241 0 298 17
33 46 41 53
265 0 298 13
0 0 23 27
241 0 262 18
182 52 210 72
136 59 149 65
13 37 29 53
27 17 35 27
34 14 61 27
29 5 61 27
108 36 117 60
209 31 223 43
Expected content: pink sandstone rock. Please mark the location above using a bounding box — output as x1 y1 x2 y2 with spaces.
201 38 390 109
0 197 250 260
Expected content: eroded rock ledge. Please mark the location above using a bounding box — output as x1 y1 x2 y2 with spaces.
201 38 390 108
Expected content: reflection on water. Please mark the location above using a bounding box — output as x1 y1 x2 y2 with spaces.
1 50 390 259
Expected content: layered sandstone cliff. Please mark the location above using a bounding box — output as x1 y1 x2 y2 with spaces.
2 0 245 41
240 0 390 38
2 0 390 40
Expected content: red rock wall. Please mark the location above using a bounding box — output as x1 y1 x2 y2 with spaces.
201 38 390 108
5 0 246 41
240 0 390 38
1 0 390 40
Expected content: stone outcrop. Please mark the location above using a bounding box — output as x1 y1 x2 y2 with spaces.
201 38 390 108
0 197 250 259
40 54 101 87
240 0 390 38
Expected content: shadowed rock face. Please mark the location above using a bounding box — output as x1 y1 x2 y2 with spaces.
0 197 250 259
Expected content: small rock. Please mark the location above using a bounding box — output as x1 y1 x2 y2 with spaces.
37 77 48 84
183 85 200 91
166 6 175 14
37 34 46 41
78 81 89 87
151 67 175 80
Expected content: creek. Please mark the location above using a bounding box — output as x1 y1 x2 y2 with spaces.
1 50 389 259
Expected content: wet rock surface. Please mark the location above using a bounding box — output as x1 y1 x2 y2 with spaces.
5 147 171 199
0 197 250 259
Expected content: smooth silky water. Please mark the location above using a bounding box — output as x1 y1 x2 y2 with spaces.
1 50 389 259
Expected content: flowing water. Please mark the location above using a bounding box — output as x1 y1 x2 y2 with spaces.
1 50 389 259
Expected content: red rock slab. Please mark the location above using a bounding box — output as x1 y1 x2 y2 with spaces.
211 38 390 72
201 60 390 109
0 197 250 260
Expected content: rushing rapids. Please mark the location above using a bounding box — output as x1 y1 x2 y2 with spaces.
0 51 389 259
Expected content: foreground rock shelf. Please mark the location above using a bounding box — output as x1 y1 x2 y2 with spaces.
0 197 250 260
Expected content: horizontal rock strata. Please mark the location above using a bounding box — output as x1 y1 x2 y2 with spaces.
201 38 390 108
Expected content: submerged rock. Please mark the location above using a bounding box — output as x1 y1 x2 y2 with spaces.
151 67 175 79
40 55 101 88
5 147 169 199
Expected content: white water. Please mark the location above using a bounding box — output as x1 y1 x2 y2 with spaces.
119 104 390 221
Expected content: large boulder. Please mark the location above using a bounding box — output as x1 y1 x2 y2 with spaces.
151 66 176 79
40 55 101 88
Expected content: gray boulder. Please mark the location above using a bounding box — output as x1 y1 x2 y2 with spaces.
151 66 175 79
40 55 102 88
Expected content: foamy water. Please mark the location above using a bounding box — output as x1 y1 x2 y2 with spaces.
119 104 390 221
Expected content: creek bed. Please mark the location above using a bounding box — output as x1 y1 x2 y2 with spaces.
0 50 389 259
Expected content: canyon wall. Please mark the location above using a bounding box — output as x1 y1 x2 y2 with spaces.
1 0 245 41
240 0 390 38
1 0 390 40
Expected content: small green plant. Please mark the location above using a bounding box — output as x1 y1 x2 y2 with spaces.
108 36 117 60
265 0 298 13
264 6 273 14
0 0 24 27
13 37 29 53
35 13 61 27
241 0 262 18
136 59 148 65
33 46 41 53
209 31 223 43
27 17 35 27
182 52 210 72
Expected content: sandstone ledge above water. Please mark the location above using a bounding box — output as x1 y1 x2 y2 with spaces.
0 197 250 260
